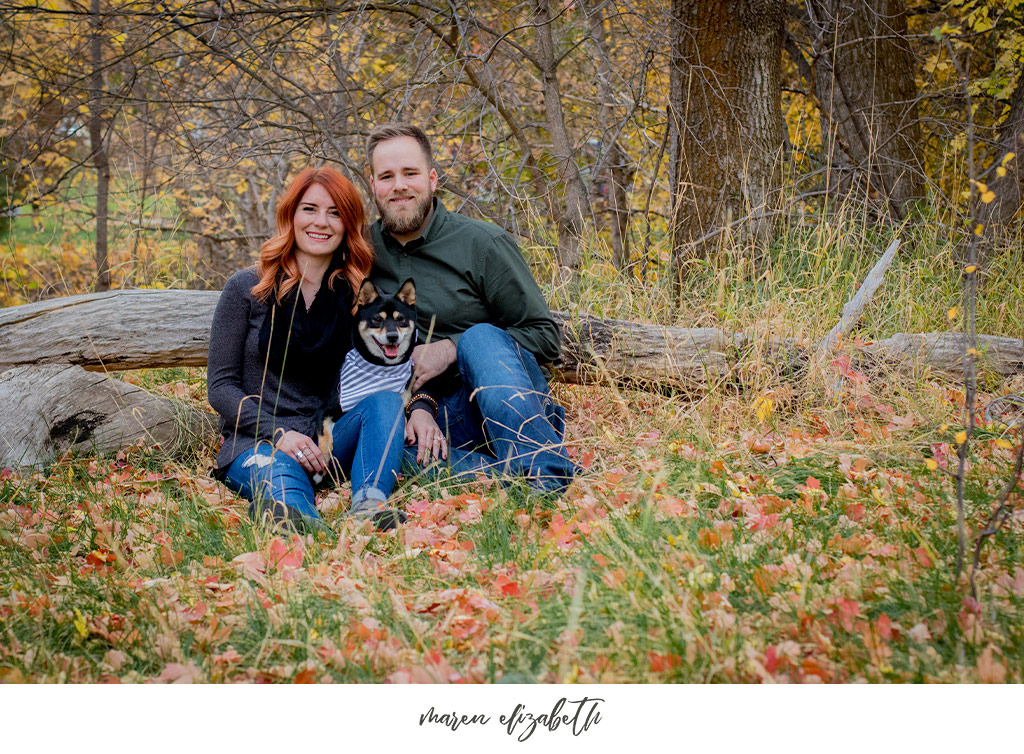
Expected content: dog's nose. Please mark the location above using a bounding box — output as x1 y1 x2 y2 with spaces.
387 332 400 344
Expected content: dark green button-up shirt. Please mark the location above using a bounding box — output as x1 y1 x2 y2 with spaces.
369 201 561 364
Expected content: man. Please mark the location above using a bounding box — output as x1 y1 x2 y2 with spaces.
366 122 574 494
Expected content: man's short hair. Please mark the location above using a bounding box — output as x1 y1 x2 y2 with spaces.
366 123 434 172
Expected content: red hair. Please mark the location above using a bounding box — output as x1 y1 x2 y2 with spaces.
252 166 373 303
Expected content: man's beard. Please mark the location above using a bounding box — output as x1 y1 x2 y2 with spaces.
377 192 433 236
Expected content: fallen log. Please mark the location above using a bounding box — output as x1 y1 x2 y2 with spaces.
1 290 1022 382
0 289 217 372
0 364 217 467
2 289 1022 467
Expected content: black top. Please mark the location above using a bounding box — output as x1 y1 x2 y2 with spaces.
206 268 353 475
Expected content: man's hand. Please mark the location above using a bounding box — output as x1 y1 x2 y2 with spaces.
275 429 327 475
405 408 448 464
410 339 457 391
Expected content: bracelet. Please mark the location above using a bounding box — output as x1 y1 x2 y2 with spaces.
406 392 439 418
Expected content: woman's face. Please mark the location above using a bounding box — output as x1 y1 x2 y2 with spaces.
292 182 344 268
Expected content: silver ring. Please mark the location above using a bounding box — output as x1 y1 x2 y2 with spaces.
296 450 305 459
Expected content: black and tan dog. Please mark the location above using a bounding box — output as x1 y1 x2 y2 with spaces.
314 278 419 474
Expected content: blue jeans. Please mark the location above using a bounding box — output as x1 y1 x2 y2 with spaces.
224 391 405 524
405 324 575 493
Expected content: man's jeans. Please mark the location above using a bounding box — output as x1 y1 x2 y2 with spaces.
225 391 405 524
405 323 575 493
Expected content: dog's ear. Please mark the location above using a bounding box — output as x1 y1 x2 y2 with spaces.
356 278 379 307
396 278 416 307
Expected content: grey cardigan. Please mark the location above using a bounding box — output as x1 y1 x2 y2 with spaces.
207 268 349 475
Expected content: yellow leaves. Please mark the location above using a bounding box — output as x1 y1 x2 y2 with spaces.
992 152 1016 179
924 458 938 471
754 395 774 424
947 306 958 321
235 179 249 195
995 438 1014 450
964 265 977 273
73 608 89 639
971 180 996 204
954 430 968 445
975 223 984 235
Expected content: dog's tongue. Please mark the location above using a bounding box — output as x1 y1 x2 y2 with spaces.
383 344 400 359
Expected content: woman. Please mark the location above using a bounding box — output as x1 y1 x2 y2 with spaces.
207 166 406 531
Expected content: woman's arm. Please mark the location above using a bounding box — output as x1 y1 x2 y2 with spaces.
404 385 447 464
207 272 274 440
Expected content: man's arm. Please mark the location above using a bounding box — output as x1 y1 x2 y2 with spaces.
410 339 456 392
479 233 561 363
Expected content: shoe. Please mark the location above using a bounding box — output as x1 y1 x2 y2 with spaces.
349 499 407 531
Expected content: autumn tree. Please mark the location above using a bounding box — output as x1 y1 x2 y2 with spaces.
787 0 924 219
668 0 787 282
978 68 1023 237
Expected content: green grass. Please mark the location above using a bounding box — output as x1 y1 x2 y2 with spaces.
1 184 1022 683
3 369 1021 683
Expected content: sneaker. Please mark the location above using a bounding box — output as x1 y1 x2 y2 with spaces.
349 499 407 531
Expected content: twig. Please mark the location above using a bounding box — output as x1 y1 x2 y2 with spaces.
817 238 901 358
969 438 1024 600
945 38 979 582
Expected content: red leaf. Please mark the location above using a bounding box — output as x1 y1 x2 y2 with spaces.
293 667 317 684
648 652 682 673
764 645 779 674
268 536 304 570
493 573 521 597
875 613 893 641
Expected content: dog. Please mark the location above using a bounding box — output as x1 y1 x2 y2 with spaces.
313 278 420 480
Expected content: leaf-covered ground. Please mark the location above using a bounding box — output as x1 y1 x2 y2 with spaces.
1 375 1022 683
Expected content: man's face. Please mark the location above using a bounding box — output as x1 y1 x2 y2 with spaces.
370 136 438 240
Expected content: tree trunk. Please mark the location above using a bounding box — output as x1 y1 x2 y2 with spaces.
534 0 590 273
668 0 787 282
89 0 111 292
584 1 635 272
803 0 924 216
0 364 216 468
978 68 1024 240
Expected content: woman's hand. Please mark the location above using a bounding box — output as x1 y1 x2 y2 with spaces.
405 408 448 464
276 430 327 475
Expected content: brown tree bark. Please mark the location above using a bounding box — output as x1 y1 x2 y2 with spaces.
89 0 111 292
978 68 1024 240
583 0 635 272
801 0 924 216
533 0 590 273
668 0 787 282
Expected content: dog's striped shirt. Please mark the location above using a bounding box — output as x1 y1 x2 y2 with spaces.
337 350 413 412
